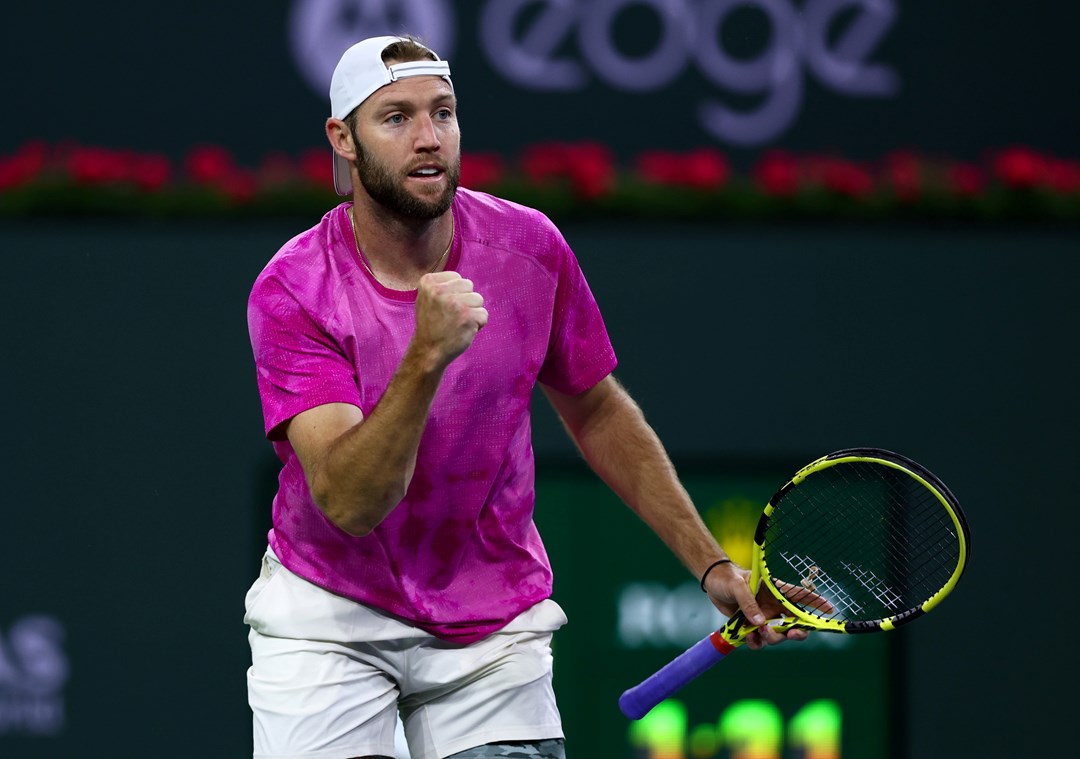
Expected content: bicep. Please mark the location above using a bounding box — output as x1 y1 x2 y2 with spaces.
285 402 365 483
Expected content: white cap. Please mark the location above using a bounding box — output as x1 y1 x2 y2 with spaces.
329 36 453 196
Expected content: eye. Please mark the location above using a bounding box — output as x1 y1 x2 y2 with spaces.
386 114 405 125
435 108 453 121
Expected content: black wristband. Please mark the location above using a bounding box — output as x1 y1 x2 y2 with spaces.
700 558 732 592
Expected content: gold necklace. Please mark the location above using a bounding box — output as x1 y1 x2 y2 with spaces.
348 206 452 288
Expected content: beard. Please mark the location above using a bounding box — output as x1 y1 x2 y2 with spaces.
353 140 460 220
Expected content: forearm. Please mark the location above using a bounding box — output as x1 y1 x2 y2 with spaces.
296 272 487 536
550 380 727 579
311 343 445 535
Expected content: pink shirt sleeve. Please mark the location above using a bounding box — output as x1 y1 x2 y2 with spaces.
247 272 362 440
537 227 617 395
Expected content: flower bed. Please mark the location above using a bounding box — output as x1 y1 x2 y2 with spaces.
1 140 1077 223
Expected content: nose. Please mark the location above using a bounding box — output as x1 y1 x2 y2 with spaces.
412 114 441 152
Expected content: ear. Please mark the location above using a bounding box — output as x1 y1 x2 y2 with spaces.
326 118 357 161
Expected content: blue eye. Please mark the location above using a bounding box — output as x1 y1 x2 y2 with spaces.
387 114 404 125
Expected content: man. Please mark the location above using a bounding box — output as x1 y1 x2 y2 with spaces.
245 35 809 759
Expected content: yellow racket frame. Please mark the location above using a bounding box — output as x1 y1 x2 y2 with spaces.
717 450 969 647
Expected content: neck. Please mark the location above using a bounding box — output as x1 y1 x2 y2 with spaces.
348 202 454 289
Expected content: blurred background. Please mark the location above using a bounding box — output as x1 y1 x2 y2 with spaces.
1 1 1077 757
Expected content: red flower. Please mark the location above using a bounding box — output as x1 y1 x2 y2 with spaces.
0 160 22 190
520 143 569 184
883 150 923 202
0 141 48 189
298 149 335 187
992 146 1046 190
946 163 986 197
185 144 237 185
219 170 258 203
130 153 171 191
66 146 129 185
1044 159 1080 194
460 152 505 189
565 142 615 198
258 152 297 186
636 148 730 191
753 150 801 197
636 150 683 185
815 157 874 198
681 147 730 190
519 142 614 198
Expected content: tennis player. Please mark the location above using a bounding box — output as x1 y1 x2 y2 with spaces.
244 35 809 759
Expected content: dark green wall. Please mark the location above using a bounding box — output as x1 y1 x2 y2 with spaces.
1 219 1076 757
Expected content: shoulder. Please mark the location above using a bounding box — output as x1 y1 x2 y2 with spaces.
453 188 571 262
250 204 351 307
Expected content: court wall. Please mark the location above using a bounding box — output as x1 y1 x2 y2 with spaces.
1 219 1074 757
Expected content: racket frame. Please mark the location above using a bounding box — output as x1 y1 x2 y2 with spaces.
756 448 970 634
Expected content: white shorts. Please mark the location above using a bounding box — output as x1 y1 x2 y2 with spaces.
245 547 568 759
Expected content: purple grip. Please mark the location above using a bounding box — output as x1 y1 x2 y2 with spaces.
619 634 730 719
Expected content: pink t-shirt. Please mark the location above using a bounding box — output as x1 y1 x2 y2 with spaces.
247 189 617 643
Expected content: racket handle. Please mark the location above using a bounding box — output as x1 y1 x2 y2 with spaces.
619 631 734 720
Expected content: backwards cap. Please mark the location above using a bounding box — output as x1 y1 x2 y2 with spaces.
329 36 453 195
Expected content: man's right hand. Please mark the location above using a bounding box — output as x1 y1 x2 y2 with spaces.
415 271 488 367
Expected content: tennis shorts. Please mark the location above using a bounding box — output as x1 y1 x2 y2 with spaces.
245 547 568 759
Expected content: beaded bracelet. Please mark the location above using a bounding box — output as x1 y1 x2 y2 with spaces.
699 558 732 592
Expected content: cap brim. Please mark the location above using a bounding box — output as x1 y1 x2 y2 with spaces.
333 152 352 196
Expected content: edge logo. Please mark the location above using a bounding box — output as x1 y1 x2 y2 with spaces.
0 616 68 737
290 0 898 146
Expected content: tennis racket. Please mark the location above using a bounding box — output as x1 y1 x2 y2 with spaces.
619 447 971 720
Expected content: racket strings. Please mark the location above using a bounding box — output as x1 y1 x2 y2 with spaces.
763 461 962 623
794 480 954 616
776 551 866 617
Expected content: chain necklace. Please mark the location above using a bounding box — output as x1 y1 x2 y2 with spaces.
348 206 452 289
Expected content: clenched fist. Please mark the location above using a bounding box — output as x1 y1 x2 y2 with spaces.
414 271 488 369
